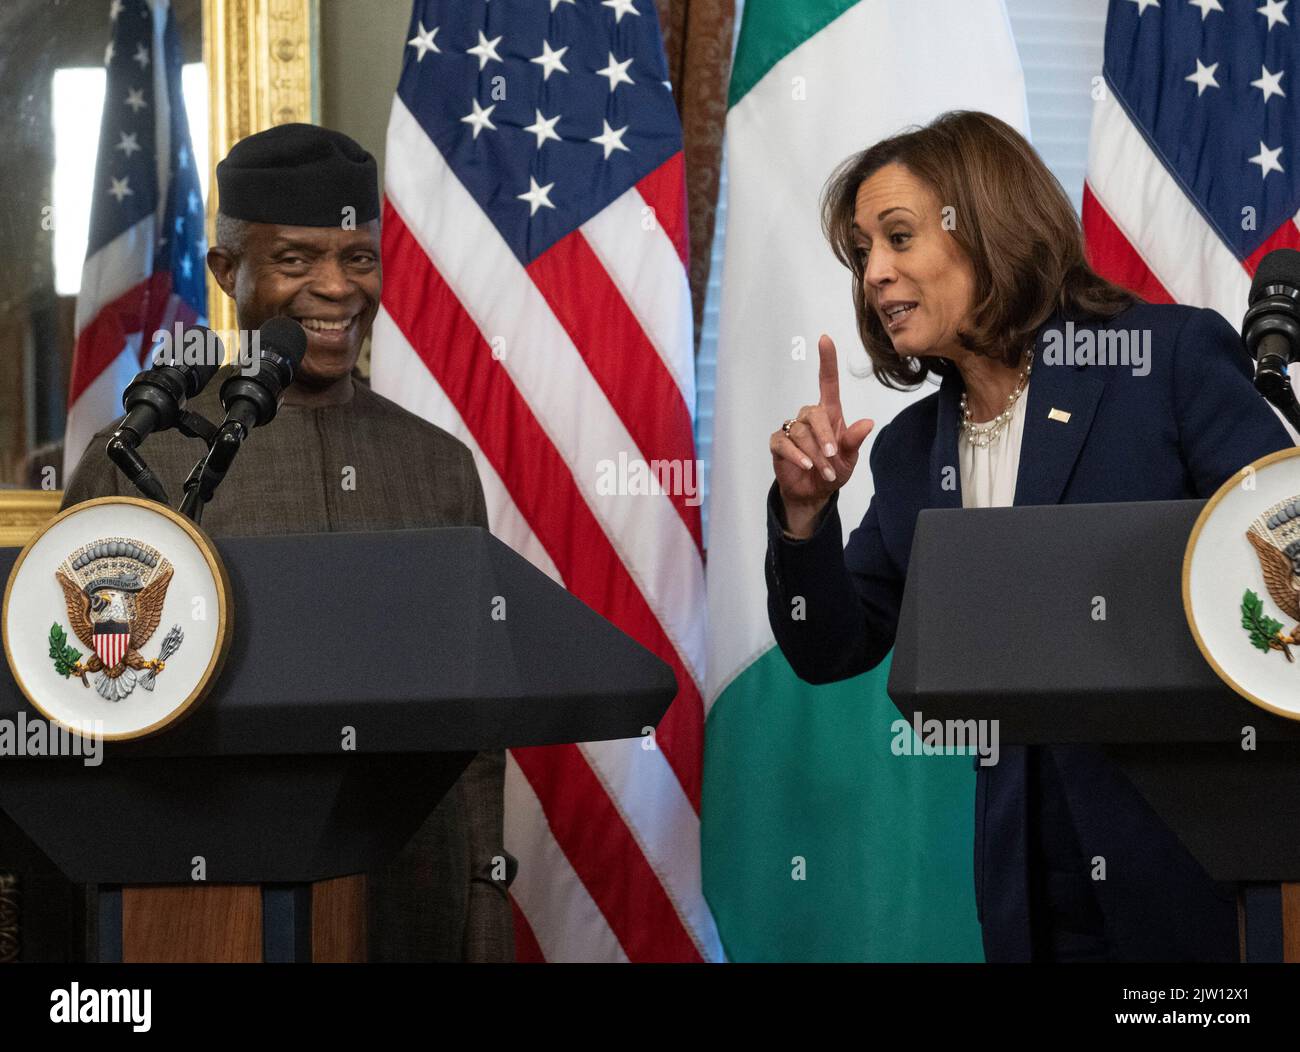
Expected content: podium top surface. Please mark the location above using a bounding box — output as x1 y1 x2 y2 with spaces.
887 499 1300 744
0 527 677 757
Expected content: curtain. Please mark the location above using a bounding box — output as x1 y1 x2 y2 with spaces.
655 0 735 346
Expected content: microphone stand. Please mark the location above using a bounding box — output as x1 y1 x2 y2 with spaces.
174 330 301 523
108 409 218 507
178 418 250 525
106 435 169 504
1255 366 1300 437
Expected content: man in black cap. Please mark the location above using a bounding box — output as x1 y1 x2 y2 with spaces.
63 123 514 962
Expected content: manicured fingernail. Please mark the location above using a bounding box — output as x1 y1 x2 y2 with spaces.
822 467 836 482
824 443 837 457
801 457 813 470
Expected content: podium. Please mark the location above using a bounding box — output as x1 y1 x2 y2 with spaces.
888 499 1300 962
0 527 676 962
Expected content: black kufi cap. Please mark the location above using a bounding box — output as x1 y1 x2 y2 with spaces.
216 123 379 226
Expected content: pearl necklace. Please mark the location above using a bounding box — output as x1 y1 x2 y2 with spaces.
959 350 1034 448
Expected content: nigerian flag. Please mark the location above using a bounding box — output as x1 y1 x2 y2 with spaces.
702 0 1028 961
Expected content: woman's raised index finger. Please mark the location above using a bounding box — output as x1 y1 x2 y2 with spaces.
817 334 842 410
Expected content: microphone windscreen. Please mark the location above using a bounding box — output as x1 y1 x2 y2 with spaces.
1250 248 1300 303
258 316 308 367
148 324 224 396
186 325 223 394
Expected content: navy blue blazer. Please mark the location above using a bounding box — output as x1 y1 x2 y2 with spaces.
765 302 1294 962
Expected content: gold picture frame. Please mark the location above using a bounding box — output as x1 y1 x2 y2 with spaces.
0 491 64 549
202 0 320 337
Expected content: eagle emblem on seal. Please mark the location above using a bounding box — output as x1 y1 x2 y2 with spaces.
47 537 185 702
1242 494 1300 662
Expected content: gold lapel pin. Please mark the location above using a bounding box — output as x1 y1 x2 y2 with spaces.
1048 408 1071 423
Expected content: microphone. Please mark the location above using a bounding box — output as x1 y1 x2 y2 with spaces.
114 326 224 446
1244 249 1300 401
217 316 307 437
177 318 307 522
106 326 224 503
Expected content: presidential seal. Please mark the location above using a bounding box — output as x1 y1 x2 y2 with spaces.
1184 446 1300 721
1242 495 1300 661
3 497 231 740
52 537 183 702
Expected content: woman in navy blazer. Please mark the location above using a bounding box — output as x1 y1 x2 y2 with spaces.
766 111 1294 962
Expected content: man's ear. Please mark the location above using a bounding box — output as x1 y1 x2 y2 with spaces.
206 247 238 299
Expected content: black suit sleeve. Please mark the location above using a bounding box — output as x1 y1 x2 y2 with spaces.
1171 306 1295 493
765 427 905 684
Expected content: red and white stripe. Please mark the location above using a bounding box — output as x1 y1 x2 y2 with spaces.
1084 89 1300 440
94 628 129 670
373 97 722 961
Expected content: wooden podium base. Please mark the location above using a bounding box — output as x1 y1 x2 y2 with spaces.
97 876 366 963
1239 882 1300 963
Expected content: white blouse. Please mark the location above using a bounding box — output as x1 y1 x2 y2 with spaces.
959 381 1030 510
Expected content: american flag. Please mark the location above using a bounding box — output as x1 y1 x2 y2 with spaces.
1085 0 1300 317
63 0 206 482
372 0 721 961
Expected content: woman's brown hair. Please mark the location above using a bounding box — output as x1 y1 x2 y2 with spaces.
821 110 1136 390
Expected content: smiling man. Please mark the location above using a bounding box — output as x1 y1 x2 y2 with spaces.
207 124 381 405
62 123 514 963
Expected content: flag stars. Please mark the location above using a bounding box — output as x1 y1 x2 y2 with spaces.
517 176 556 216
108 177 133 203
602 0 640 22
1258 0 1289 29
591 120 630 159
467 30 504 71
1185 58 1219 96
133 42 150 69
1249 141 1284 179
531 40 570 80
1127 0 1160 12
115 131 141 157
1252 65 1286 103
1188 0 1221 17
104 41 115 65
461 98 498 138
549 0 576 9
178 145 188 169
596 53 635 92
524 109 562 149
407 21 440 61
179 253 192 279
188 189 200 213
124 88 147 113
109 0 124 19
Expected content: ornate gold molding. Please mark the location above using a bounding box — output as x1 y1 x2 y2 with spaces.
202 0 320 336
0 491 63 549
